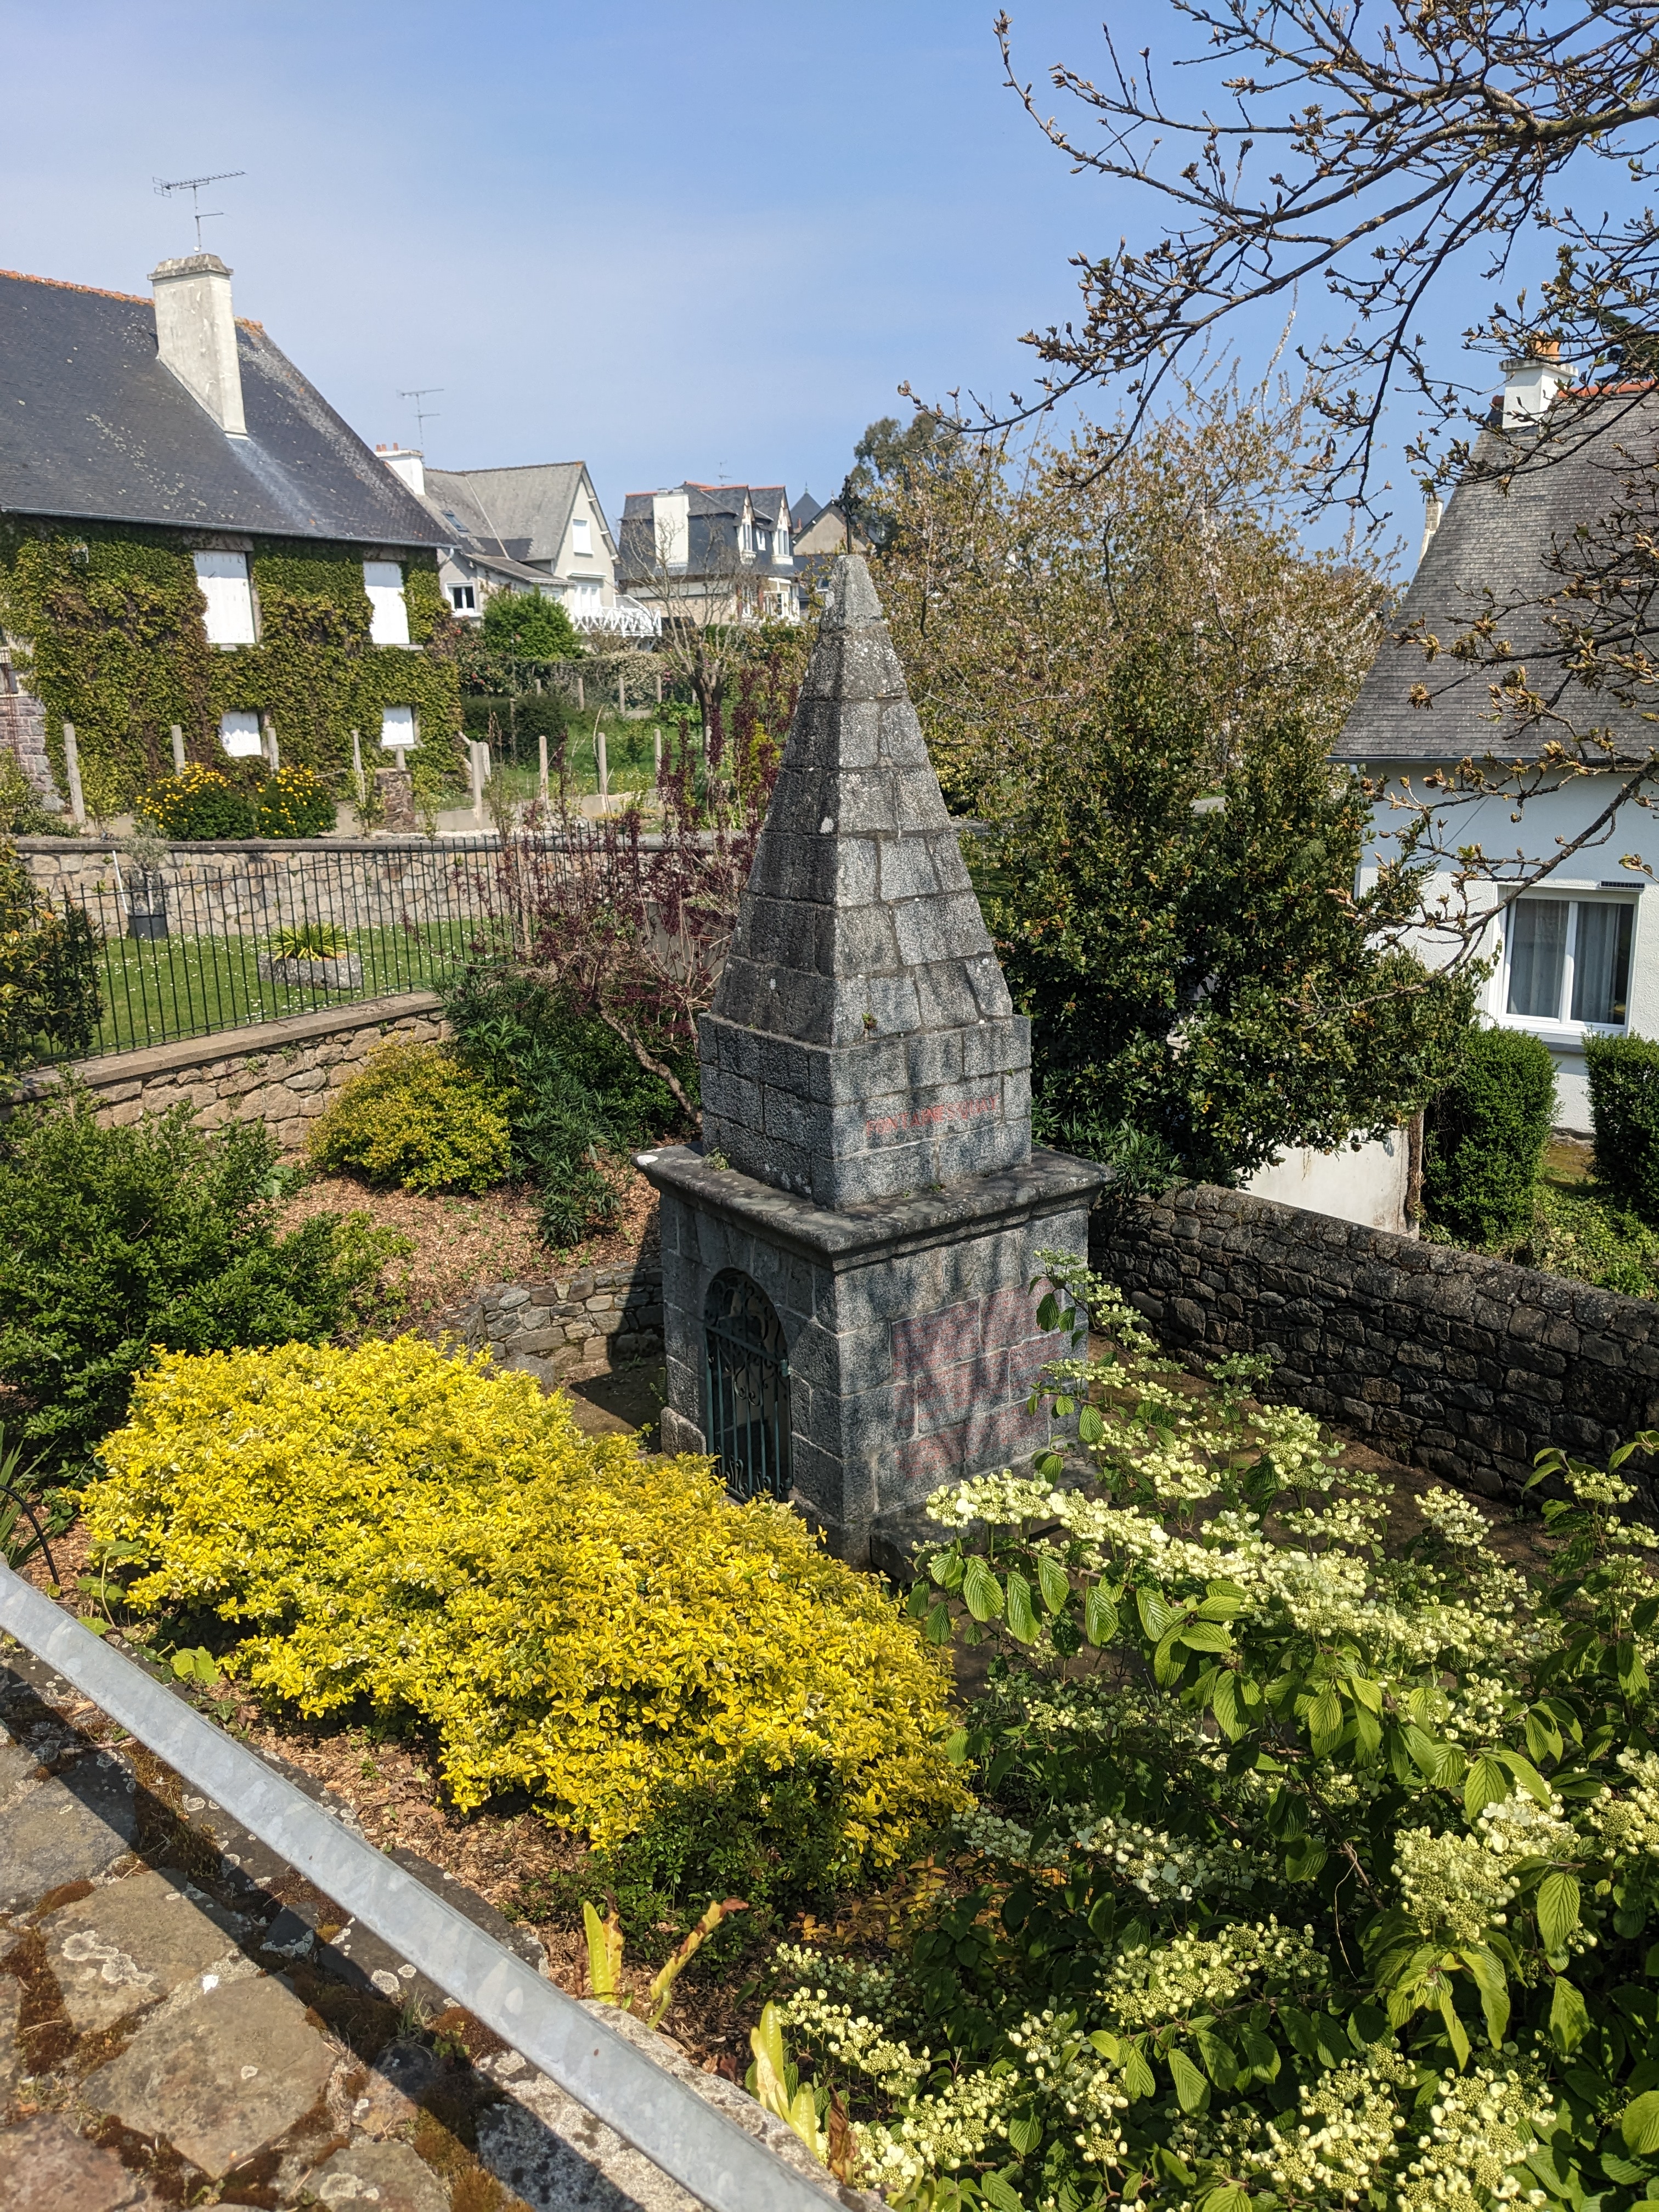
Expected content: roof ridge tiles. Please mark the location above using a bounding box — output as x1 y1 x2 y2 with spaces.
0 268 149 305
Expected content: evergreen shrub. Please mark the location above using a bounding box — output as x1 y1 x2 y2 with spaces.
140 767 258 840
1585 1032 1659 1223
0 840 101 1073
306 1040 512 1196
1423 1025 1557 1243
86 1338 962 1893
255 765 336 838
0 1091 402 1475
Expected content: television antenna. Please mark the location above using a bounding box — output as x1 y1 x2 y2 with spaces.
399 387 443 447
153 171 245 252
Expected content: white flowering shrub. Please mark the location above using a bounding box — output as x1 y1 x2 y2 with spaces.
768 1257 1659 2212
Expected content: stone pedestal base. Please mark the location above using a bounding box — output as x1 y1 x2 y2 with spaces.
640 1143 1104 1565
375 769 415 832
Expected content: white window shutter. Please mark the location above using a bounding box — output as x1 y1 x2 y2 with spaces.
363 561 411 646
194 551 256 646
218 710 262 758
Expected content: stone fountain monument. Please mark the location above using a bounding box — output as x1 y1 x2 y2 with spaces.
639 558 1103 1567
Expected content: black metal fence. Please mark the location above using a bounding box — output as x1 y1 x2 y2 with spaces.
29 837 508 1064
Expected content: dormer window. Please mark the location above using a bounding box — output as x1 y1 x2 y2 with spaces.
194 551 256 646
572 518 592 558
363 561 411 646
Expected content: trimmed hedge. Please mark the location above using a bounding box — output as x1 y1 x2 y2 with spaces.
1585 1031 1659 1224
1423 1025 1557 1244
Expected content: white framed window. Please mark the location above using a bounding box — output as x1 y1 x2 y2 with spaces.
1501 894 1636 1031
776 527 791 561
218 709 262 759
571 517 592 558
194 551 256 646
380 704 418 751
363 561 410 646
451 584 476 612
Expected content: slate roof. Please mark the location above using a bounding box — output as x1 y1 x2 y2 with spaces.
791 492 826 533
1336 390 1659 765
420 462 599 567
618 481 800 583
0 268 445 547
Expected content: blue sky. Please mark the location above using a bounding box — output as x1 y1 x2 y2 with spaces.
1 2 1569 551
3 2 1114 535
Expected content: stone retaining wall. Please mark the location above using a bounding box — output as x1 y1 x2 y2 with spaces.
8 992 446 1153
438 1256 665 1386
1094 1184 1659 1499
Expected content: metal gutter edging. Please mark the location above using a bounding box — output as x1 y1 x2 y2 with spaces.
0 1566 844 2212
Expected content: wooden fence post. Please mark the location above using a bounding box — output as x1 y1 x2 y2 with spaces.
170 723 186 775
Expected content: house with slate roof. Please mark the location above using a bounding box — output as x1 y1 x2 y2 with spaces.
0 252 457 811
376 448 658 639
618 481 803 625
1338 359 1659 1130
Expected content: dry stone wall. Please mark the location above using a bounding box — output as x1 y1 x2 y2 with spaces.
438 1258 665 1387
8 992 446 1154
1094 1184 1659 1500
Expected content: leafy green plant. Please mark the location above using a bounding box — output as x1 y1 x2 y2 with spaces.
0 1429 53 1576
255 765 336 839
0 1088 404 1478
445 969 689 1244
583 1894 747 2028
267 922 348 962
0 838 101 1072
1424 1024 1558 1244
84 1337 964 1880
1519 1181 1659 1297
1587 1034 1659 1226
764 1255 1659 2210
140 766 259 840
306 1039 512 1196
0 753 63 837
480 590 586 661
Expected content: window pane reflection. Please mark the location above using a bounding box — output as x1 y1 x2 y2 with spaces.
1571 900 1634 1024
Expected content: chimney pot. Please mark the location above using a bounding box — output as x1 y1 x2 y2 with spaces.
379 445 426 497
149 253 247 437
1500 346 1565 431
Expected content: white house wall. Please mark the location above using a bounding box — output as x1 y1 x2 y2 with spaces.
1359 765 1659 1131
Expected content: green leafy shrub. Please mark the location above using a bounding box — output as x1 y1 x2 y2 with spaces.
445 969 691 1244
255 765 336 838
1518 1180 1659 1296
85 1338 963 1900
0 1091 402 1476
0 754 63 836
306 1039 512 1195
479 591 585 660
0 840 101 1073
1423 1024 1557 1243
140 766 259 840
1586 1032 1659 1224
769 1257 1659 2209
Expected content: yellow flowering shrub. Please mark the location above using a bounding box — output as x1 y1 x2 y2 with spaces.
306 1040 512 1195
86 1338 962 1870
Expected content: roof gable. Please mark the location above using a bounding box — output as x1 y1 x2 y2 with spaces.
0 268 445 546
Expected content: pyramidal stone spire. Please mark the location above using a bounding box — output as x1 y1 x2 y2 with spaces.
701 556 1031 1208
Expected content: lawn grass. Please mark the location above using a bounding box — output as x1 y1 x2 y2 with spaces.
81 918 510 1058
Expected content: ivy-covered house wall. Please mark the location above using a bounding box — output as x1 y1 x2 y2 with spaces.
0 521 462 819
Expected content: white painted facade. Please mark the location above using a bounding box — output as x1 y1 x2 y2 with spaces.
1244 1129 1412 1234
1358 768 1655 1131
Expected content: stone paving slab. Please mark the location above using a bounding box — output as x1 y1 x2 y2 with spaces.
0 1637 862 2209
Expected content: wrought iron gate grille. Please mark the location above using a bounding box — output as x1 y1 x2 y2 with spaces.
703 1273 791 1504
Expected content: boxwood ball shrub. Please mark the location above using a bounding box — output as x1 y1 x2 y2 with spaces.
306 1039 512 1195
1423 1023 1558 1244
761 1257 1659 2208
86 1339 962 1894
1587 1032 1659 1226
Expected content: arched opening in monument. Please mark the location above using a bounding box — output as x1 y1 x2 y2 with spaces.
702 1270 792 1504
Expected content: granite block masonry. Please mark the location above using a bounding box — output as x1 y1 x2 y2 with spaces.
642 557 1104 1565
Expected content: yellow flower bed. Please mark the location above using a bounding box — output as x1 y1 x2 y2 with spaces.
86 1338 963 1866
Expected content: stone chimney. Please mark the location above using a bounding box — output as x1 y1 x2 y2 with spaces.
377 444 426 497
149 253 247 437
1501 340 1564 430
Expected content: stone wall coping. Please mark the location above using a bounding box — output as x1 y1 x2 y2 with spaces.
10 990 444 1099
15 836 489 857
640 1140 1106 1267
